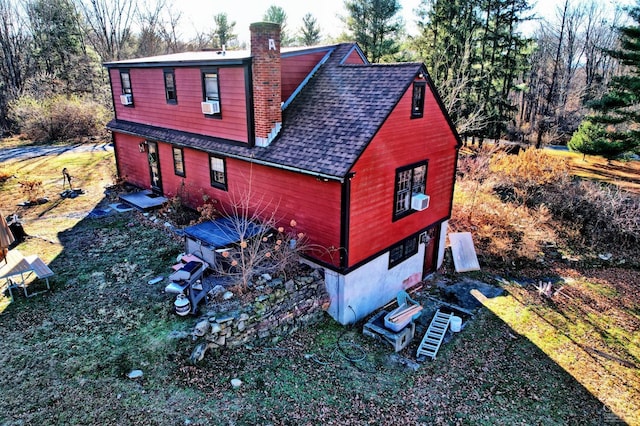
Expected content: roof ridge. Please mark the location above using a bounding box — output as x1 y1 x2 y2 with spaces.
340 62 423 67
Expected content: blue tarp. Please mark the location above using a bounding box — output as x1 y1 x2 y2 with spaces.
183 218 264 248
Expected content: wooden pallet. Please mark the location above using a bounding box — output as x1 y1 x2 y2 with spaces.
416 309 453 360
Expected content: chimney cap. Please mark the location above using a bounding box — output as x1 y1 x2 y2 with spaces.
250 22 281 31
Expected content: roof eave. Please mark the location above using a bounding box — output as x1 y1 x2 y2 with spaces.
106 120 346 183
103 57 251 69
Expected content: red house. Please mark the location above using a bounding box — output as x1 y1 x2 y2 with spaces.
105 23 460 325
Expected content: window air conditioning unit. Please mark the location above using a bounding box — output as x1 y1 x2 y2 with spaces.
120 94 133 105
411 193 430 211
201 100 220 115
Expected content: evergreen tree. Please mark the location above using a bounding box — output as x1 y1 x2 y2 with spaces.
26 0 101 96
474 0 532 142
343 0 403 63
27 0 82 76
263 5 291 46
412 0 530 139
413 0 481 134
213 13 237 48
568 120 621 160
589 2 640 155
299 13 321 46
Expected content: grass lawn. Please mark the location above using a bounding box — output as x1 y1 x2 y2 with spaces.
546 148 640 194
0 138 638 425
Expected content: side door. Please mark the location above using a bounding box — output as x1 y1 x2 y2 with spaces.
147 141 163 193
422 225 439 277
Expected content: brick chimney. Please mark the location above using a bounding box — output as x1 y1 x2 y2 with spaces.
250 22 282 147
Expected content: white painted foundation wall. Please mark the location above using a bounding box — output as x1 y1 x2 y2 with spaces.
323 220 449 325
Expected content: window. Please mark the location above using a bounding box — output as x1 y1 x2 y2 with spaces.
164 70 177 103
209 155 226 189
389 235 419 268
411 81 426 118
202 70 221 116
393 161 428 220
120 70 132 94
120 70 133 106
172 147 185 177
203 72 219 101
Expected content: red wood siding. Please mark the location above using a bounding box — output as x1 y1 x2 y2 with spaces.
342 49 366 65
281 51 327 101
114 132 342 267
110 67 249 143
113 133 151 188
221 160 342 266
347 81 458 266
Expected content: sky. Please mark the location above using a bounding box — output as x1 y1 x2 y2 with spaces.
174 0 630 44
174 0 420 42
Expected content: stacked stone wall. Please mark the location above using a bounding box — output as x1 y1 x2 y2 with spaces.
189 267 329 363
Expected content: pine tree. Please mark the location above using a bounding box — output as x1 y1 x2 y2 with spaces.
263 5 291 46
568 120 620 160
27 0 83 76
299 13 321 46
589 2 640 155
343 0 403 63
213 13 237 48
412 0 530 138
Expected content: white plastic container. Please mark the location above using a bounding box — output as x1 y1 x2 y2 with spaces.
450 316 462 332
384 304 414 332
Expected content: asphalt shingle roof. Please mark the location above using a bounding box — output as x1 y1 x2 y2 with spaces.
107 43 425 181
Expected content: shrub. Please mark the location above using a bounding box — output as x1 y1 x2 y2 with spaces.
491 147 639 249
159 195 199 226
18 178 44 203
8 95 109 142
490 148 570 205
541 180 640 250
452 146 639 263
194 195 218 223
0 169 14 184
218 219 310 294
451 178 556 263
490 148 570 188
158 181 200 226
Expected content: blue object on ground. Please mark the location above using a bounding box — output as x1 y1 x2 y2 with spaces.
183 218 264 248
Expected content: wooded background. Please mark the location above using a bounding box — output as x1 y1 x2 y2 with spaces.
0 0 636 154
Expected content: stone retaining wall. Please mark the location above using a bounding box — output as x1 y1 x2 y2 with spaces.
189 266 329 363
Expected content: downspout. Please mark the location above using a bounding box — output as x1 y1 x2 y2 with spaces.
340 171 355 269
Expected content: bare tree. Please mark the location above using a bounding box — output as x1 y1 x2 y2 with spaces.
75 0 137 61
518 0 621 147
132 0 186 55
188 29 214 51
158 3 183 53
583 1 623 102
135 0 166 57
432 38 487 137
0 0 33 129
212 178 315 293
